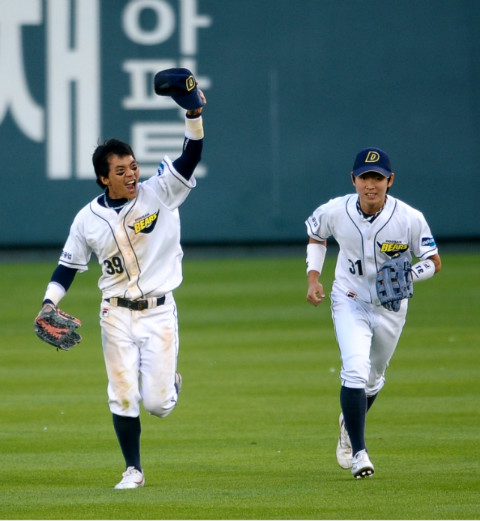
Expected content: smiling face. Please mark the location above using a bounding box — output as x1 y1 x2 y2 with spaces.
100 154 140 200
352 171 394 214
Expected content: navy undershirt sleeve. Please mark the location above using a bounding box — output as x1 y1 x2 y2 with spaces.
50 264 78 292
173 137 203 180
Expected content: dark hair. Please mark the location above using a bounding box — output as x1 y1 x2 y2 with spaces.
92 139 136 189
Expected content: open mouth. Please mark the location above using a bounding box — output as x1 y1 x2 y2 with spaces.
126 180 136 193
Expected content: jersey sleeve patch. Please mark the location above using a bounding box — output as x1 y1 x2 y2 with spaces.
421 237 436 247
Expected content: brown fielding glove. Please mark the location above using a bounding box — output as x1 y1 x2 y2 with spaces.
34 303 82 351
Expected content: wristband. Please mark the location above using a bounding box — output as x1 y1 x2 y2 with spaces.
306 243 326 274
185 115 204 140
43 281 66 306
411 258 435 282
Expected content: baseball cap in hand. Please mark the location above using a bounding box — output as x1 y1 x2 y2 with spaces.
154 68 204 110
352 147 392 178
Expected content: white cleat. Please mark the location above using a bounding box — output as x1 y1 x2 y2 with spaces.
336 413 353 469
114 466 145 489
352 449 374 479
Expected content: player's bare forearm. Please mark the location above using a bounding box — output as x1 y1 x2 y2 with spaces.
307 271 326 306
305 238 327 306
429 253 442 273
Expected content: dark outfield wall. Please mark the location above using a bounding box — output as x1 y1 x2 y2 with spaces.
1 0 479 247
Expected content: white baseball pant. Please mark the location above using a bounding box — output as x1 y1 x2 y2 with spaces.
99 292 179 418
330 282 407 395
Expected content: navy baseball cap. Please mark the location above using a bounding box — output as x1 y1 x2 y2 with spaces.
154 68 204 110
352 147 392 178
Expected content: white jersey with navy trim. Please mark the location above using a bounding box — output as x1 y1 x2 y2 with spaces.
58 155 195 300
305 194 438 305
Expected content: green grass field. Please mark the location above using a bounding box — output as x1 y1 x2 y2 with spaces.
0 250 479 520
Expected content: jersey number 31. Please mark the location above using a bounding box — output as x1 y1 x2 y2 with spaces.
348 259 364 276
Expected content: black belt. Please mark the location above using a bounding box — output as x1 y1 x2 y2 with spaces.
105 296 165 311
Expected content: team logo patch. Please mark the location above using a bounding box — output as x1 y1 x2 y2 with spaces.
377 240 409 256
365 151 380 163
185 75 195 91
129 210 159 234
421 237 436 247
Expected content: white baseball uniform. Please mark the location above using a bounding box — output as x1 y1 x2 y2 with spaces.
58 156 195 417
306 193 438 394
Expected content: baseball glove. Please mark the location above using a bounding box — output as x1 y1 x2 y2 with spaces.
376 253 413 312
34 303 82 351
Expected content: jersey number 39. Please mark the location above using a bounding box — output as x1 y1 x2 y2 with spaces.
104 256 124 275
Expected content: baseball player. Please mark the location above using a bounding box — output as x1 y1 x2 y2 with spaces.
305 147 442 478
34 70 206 489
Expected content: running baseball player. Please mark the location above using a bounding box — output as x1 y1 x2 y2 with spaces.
34 69 206 489
305 147 441 478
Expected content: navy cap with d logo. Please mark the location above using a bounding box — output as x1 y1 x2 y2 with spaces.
154 67 204 110
352 147 393 178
